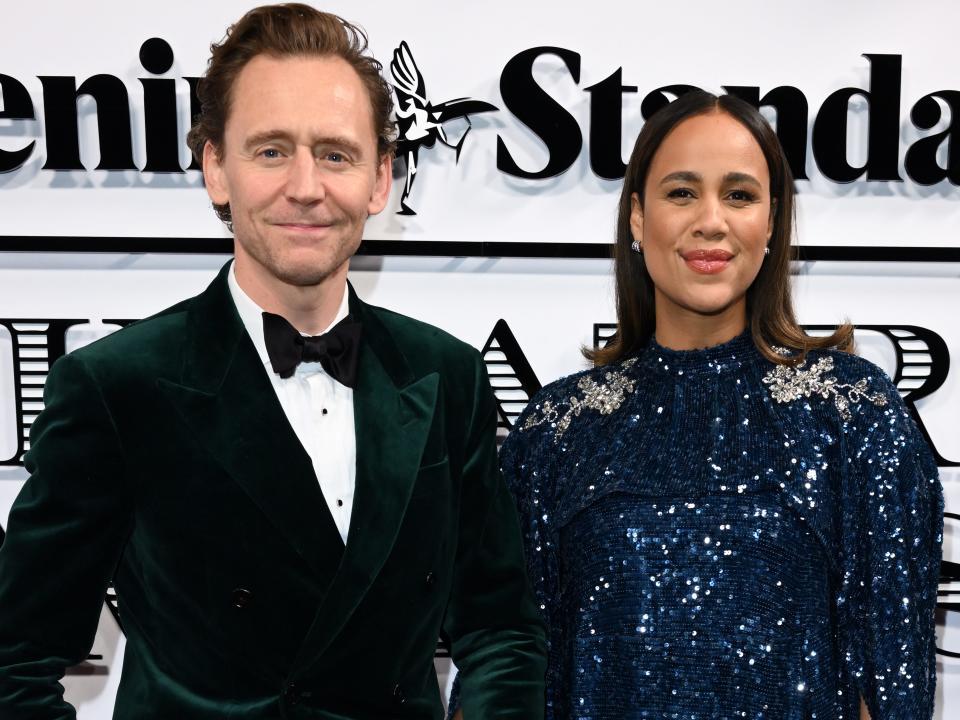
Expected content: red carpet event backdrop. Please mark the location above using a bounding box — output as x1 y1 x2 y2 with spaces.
0 0 958 716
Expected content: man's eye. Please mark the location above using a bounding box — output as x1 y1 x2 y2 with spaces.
326 152 344 163
259 148 282 159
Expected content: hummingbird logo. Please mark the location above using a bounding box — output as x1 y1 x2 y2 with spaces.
389 41 499 215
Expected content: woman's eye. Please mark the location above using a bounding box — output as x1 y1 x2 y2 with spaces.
667 188 695 199
728 189 757 203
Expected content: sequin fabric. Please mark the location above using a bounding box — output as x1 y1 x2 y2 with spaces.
497 332 942 720
762 354 888 421
522 359 639 440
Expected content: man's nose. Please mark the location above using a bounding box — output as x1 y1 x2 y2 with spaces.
691 196 728 240
284 149 325 205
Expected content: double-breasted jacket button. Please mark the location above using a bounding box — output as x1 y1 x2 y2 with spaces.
231 587 253 609
393 683 406 705
284 681 301 706
424 571 436 588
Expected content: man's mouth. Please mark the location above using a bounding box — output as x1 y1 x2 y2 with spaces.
272 221 335 229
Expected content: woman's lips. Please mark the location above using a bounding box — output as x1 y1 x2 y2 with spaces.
681 249 734 275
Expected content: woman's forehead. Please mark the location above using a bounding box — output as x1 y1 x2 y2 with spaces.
649 111 768 181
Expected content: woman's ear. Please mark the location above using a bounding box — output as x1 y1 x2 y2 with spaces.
630 192 644 248
767 198 777 243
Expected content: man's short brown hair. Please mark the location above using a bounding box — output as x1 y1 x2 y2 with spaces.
187 3 396 226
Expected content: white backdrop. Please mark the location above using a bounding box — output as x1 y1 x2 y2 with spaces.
1 1 959 248
1 0 959 717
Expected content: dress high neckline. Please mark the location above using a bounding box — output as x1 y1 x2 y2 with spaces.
640 330 759 377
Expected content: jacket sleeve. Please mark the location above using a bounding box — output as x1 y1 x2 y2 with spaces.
441 351 547 719
0 352 132 719
837 374 943 720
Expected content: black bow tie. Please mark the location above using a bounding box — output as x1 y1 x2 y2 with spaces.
262 311 362 387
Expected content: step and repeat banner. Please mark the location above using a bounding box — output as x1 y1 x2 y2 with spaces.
1 0 959 717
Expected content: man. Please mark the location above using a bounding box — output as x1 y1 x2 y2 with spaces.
0 5 546 718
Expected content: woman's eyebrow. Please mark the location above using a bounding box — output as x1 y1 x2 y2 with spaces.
724 171 762 187
659 171 701 185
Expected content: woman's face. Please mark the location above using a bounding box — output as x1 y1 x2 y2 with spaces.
631 111 773 338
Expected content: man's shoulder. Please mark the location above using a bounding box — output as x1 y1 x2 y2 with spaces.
361 300 479 367
67 294 198 372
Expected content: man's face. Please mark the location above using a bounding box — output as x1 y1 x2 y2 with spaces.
204 54 392 288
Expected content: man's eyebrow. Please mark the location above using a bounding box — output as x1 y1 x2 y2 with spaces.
242 131 364 157
659 171 701 185
242 130 291 152
314 135 364 157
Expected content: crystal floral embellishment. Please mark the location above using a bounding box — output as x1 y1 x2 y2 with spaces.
523 359 638 441
762 355 887 420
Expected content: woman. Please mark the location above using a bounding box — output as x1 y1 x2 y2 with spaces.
452 90 942 719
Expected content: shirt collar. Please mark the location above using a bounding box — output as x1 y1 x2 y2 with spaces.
227 260 350 368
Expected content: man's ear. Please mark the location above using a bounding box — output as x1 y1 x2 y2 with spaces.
629 192 644 247
202 141 229 206
367 153 393 215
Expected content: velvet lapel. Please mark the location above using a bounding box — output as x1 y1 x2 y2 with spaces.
293 286 438 671
157 264 344 577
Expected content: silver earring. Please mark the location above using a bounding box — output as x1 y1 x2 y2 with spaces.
764 247 770 256
631 239 642 253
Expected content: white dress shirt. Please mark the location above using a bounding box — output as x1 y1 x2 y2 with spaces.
228 264 356 545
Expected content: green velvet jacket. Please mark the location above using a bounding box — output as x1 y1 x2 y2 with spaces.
0 264 547 719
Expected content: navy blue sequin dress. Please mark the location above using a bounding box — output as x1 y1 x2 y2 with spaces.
503 333 941 720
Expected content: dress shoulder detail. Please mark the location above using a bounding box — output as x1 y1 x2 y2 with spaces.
761 353 888 420
522 358 638 441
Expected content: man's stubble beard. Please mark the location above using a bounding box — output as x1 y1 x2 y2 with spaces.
269 254 349 287
236 223 361 289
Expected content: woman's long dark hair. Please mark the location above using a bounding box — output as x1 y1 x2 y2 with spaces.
585 90 852 366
